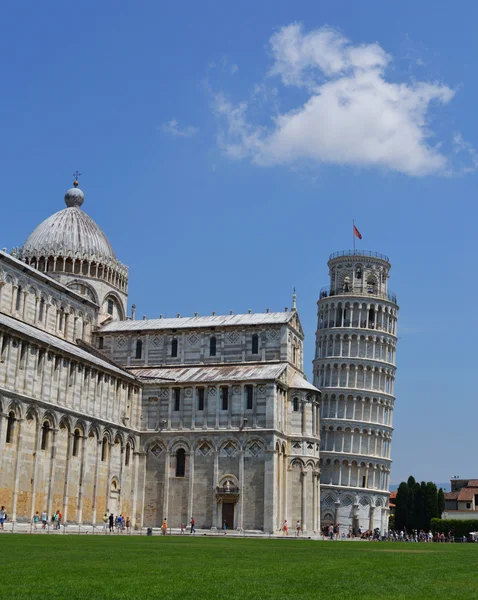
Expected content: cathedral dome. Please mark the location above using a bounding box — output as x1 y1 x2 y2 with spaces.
22 183 116 261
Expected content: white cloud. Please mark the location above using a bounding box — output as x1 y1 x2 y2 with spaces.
213 24 469 176
161 119 198 138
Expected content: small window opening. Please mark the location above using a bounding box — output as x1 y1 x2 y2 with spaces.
221 386 229 410
362 476 367 488
107 299 114 315
174 388 181 411
209 336 217 357
176 448 186 477
101 437 108 462
41 421 50 451
171 338 178 358
38 298 45 322
251 333 259 354
246 385 253 410
98 337 104 350
293 397 299 412
135 339 142 359
198 388 205 411
5 412 15 444
355 267 362 280
72 430 80 457
125 443 131 466
15 286 22 311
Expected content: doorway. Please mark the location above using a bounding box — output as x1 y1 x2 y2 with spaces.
109 479 119 516
222 502 234 530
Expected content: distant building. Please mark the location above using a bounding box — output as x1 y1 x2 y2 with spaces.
443 479 478 520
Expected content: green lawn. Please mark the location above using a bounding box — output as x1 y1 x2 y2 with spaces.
1 535 477 599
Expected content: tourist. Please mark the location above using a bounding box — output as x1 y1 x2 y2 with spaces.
180 523 185 534
190 517 195 534
223 521 227 535
57 510 62 529
126 517 131 533
109 513 114 533
41 510 47 529
103 513 108 532
162 518 168 536
283 520 288 536
117 514 123 532
0 506 6 530
296 521 301 537
33 512 39 530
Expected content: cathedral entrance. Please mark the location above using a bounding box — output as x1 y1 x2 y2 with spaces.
222 502 234 530
109 479 119 516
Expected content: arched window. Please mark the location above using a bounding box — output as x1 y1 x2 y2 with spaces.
355 267 362 280
175 448 186 477
72 429 80 457
251 334 259 354
107 299 114 315
5 411 15 444
293 397 299 412
171 338 178 358
209 336 217 357
101 437 108 462
38 298 45 322
135 339 142 359
41 421 50 451
15 286 22 311
125 443 131 466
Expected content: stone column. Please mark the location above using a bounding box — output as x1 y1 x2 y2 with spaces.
91 439 102 525
369 505 375 531
46 428 58 519
191 386 196 430
62 431 73 523
212 450 219 529
29 419 42 521
163 452 170 521
238 449 245 530
263 449 275 533
187 449 195 524
118 447 124 514
301 469 308 532
77 434 87 523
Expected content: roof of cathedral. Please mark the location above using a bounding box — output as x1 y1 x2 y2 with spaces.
0 312 136 380
100 311 297 332
128 363 287 383
290 372 320 392
21 182 118 263
0 250 98 308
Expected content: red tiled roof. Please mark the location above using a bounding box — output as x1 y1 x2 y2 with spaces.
390 491 397 500
445 491 459 500
458 488 476 502
466 480 478 487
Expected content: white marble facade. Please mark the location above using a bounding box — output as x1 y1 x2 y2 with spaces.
0 181 321 532
313 251 398 533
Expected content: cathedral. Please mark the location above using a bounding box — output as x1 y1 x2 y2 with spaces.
0 179 322 532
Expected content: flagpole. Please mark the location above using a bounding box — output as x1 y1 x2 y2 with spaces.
353 219 355 254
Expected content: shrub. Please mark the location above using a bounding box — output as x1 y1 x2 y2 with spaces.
431 518 478 537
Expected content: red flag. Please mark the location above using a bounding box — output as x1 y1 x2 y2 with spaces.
353 225 362 240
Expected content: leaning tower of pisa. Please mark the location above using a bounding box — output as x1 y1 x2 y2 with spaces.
313 250 398 534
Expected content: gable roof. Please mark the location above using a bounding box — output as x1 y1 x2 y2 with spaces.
100 311 297 333
0 312 135 380
128 363 287 384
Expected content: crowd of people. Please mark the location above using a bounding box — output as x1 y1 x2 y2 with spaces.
102 513 132 533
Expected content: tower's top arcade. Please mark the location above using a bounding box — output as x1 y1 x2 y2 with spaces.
320 250 397 304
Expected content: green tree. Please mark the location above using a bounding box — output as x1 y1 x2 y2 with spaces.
424 482 439 530
407 476 416 530
438 488 446 517
395 482 409 530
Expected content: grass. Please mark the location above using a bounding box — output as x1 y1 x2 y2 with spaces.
1 535 477 599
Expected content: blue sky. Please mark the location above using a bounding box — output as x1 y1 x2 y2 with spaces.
1 1 476 484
